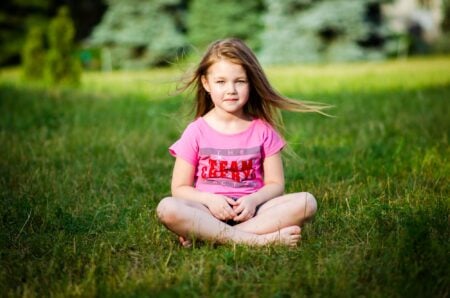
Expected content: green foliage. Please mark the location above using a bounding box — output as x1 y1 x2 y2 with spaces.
442 0 450 32
21 27 46 80
89 0 187 69
432 0 450 54
44 6 81 85
0 0 50 66
0 56 449 296
260 0 394 64
187 0 264 51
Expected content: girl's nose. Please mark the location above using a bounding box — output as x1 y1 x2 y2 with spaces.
226 83 237 94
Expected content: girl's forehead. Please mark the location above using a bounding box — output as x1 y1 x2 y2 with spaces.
206 59 246 76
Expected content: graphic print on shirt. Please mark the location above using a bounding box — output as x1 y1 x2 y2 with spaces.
198 146 260 189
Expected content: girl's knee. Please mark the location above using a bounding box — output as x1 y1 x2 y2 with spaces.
156 197 178 223
295 192 317 220
304 192 317 215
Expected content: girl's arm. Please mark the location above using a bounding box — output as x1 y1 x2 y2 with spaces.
171 157 237 220
171 157 207 202
233 152 285 221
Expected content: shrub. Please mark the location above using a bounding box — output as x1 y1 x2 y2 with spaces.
21 27 46 80
44 6 81 85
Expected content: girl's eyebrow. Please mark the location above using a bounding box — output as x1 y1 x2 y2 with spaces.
211 75 247 79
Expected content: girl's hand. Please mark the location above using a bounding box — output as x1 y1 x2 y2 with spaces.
205 195 237 221
233 196 258 222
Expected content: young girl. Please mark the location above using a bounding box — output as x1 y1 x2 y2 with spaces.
157 38 327 247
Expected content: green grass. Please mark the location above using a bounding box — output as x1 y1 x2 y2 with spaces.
1 56 449 297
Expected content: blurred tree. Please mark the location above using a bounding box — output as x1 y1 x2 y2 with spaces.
0 0 49 66
45 6 81 85
259 0 395 64
187 0 264 51
89 0 187 69
21 26 46 80
443 0 450 32
433 0 450 53
0 0 105 67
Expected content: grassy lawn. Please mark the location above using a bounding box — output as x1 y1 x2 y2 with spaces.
1 56 449 297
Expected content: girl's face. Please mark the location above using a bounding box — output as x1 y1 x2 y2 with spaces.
201 59 249 118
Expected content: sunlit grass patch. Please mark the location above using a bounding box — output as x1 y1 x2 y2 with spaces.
267 55 450 96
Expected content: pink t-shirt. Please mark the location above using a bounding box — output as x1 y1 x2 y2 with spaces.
169 117 285 198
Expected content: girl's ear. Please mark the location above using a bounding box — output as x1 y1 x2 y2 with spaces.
201 75 210 93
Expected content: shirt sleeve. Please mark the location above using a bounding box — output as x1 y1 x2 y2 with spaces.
261 121 286 158
169 121 199 166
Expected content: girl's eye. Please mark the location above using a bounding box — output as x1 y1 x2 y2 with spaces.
237 80 247 84
216 81 225 84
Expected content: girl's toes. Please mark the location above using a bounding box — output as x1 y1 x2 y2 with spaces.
178 236 192 248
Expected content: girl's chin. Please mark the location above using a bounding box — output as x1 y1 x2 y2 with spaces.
215 108 245 116
222 102 246 109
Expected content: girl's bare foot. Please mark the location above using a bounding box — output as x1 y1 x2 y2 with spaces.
259 226 301 246
178 227 301 247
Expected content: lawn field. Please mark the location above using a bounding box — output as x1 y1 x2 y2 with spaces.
1 56 449 297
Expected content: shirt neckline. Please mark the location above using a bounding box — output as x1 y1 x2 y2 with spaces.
198 117 258 137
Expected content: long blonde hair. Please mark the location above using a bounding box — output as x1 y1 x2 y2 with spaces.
179 38 329 132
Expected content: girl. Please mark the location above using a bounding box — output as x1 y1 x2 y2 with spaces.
157 38 327 247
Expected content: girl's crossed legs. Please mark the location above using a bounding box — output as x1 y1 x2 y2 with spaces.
156 192 317 247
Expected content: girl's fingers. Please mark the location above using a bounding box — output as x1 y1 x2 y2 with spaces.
224 202 237 217
221 208 234 220
226 197 238 206
234 209 249 222
233 204 244 214
239 208 256 222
